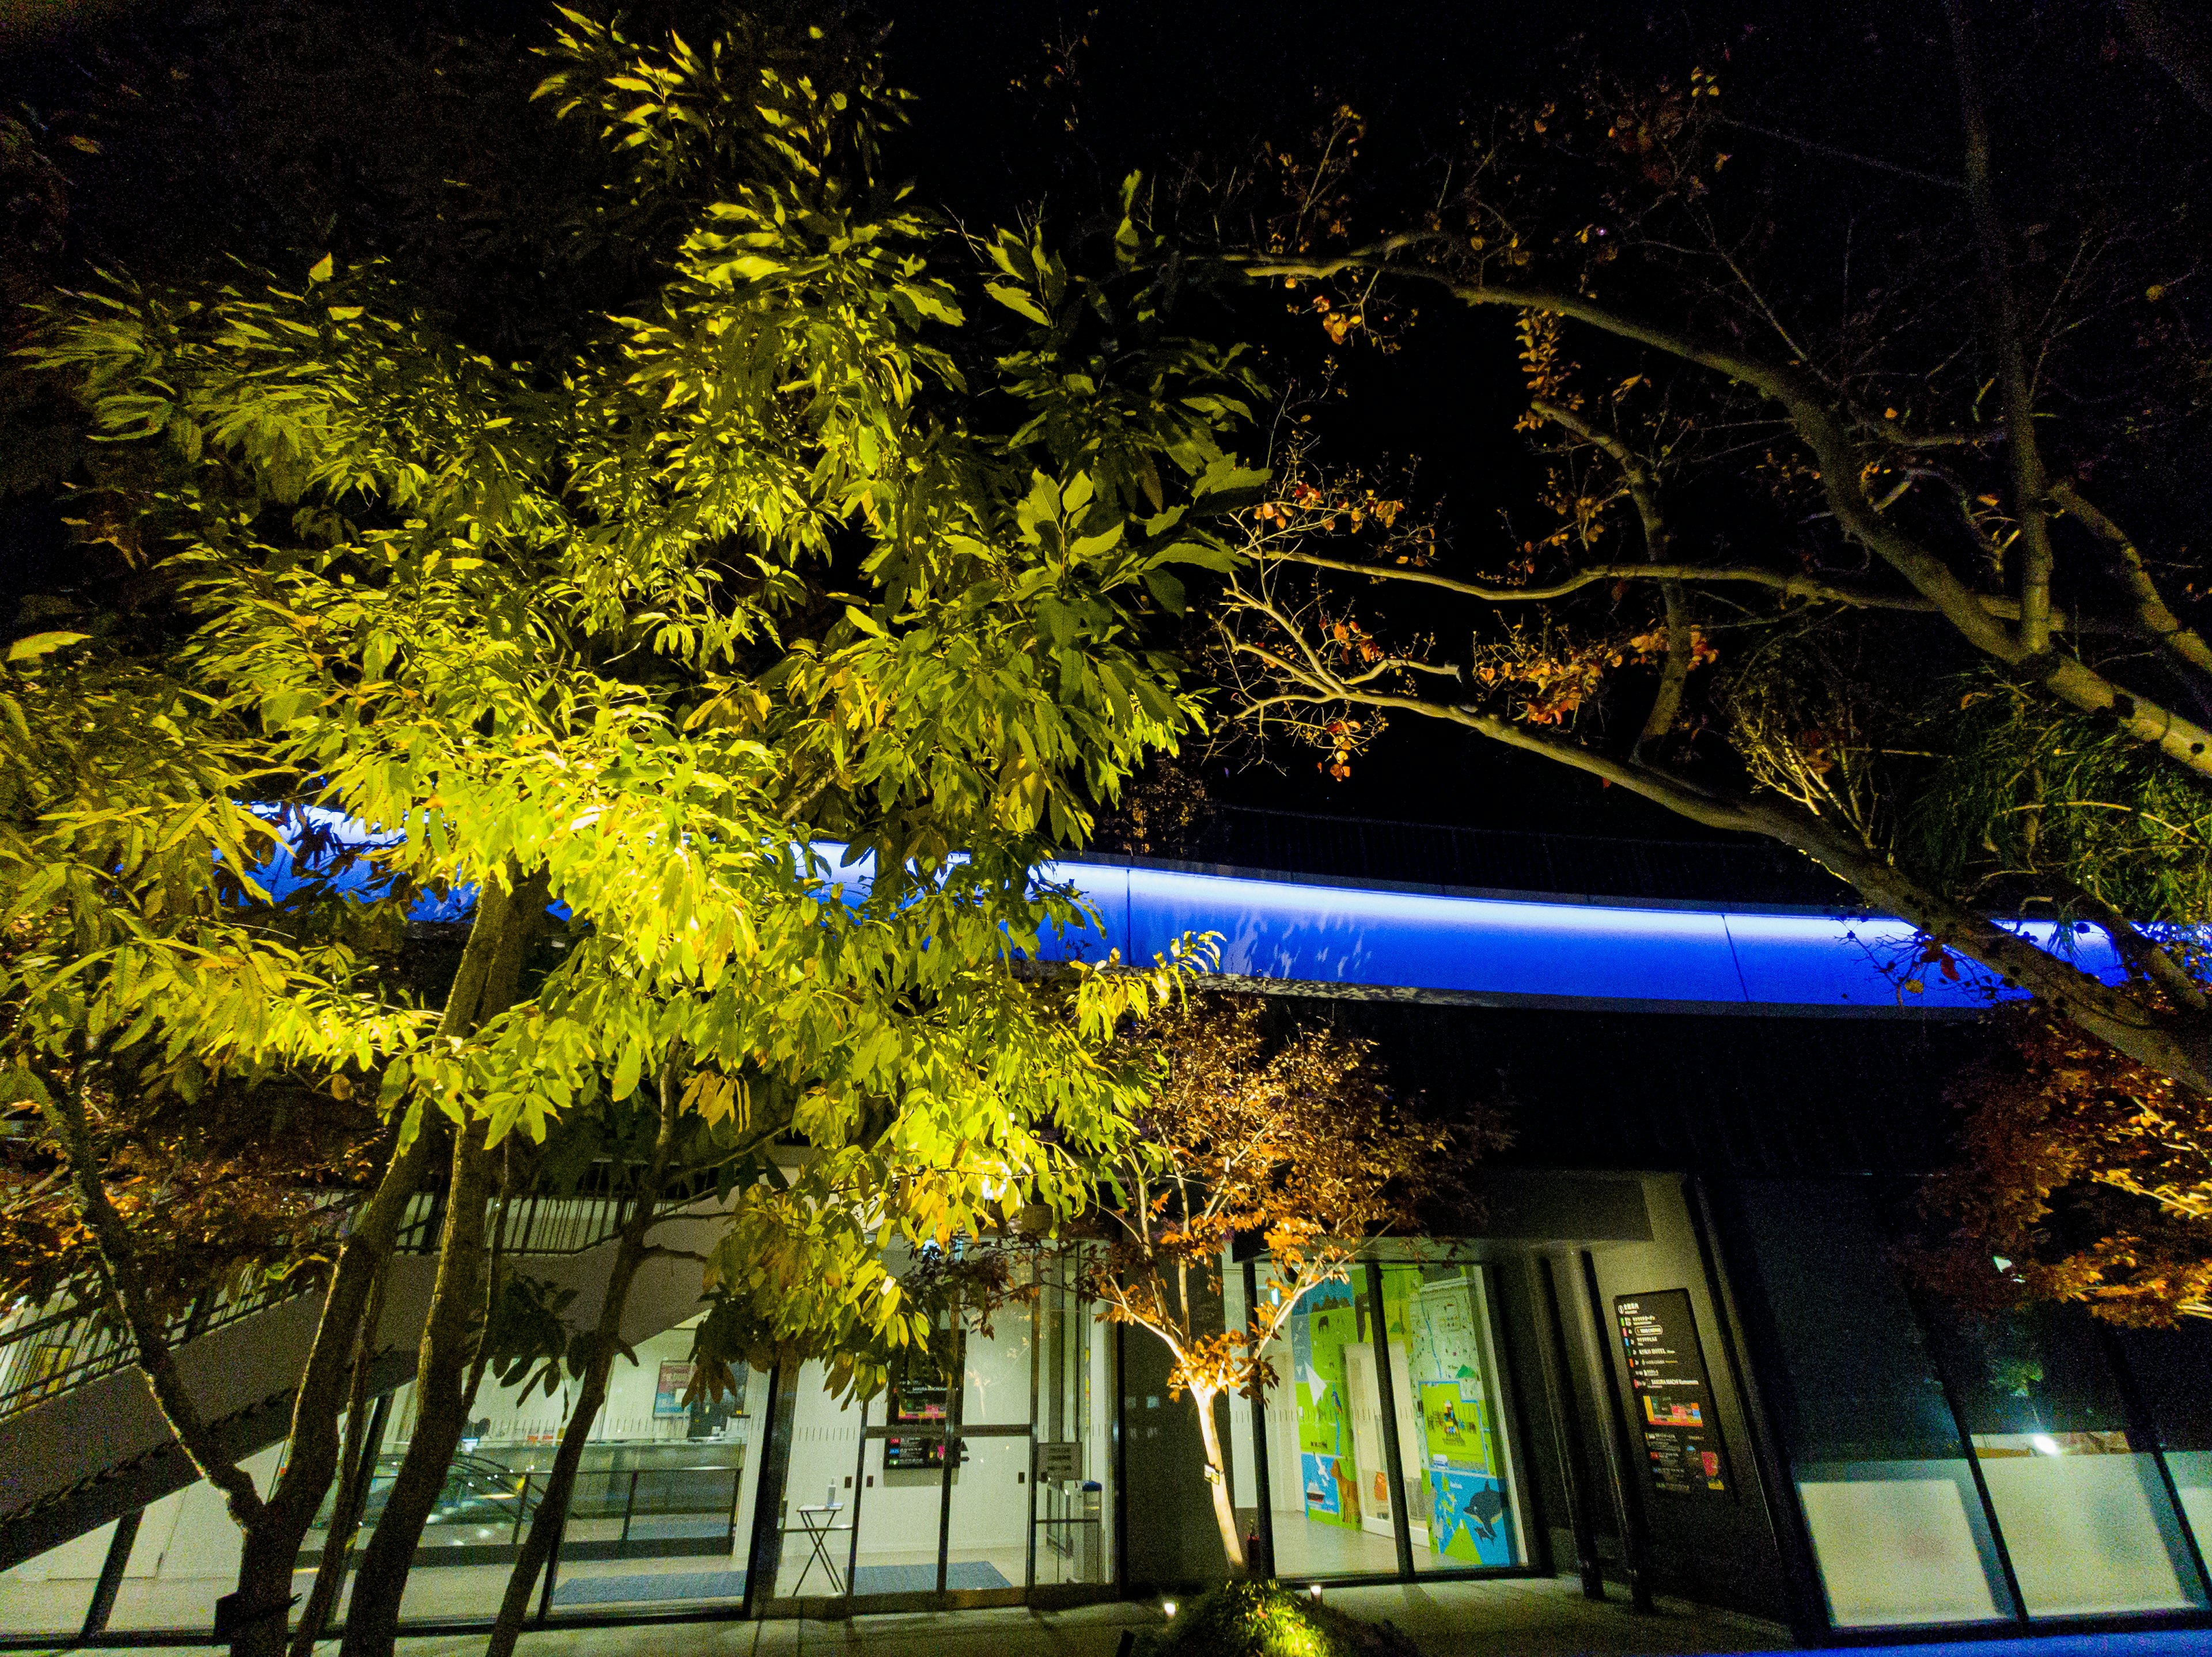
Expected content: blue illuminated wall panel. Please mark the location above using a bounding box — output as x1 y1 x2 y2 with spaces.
255 813 2124 1018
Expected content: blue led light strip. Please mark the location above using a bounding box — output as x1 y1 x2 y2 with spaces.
252 814 2123 1018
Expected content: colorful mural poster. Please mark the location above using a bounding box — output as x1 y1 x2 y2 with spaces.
1427 1466 1516 1565
1290 1280 1361 1530
1384 1265 1517 1565
1300 1451 1344 1517
1282 1266 1518 1563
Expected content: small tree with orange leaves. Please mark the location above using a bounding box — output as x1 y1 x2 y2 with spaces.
1084 996 1504 1575
1911 1009 2212 1326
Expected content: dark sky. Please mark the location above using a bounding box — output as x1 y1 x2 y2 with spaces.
3 0 2177 841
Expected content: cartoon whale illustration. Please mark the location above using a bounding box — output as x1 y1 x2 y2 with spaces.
1464 1483 1507 1538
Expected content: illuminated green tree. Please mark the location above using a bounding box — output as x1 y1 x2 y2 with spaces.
7 7 1260 1654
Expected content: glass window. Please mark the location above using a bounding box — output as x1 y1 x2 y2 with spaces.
1249 1265 1399 1580
327 1319 761 1624
1728 1182 2014 1630
95 1443 287 1634
2114 1321 2212 1581
1032 1248 1112 1590
1245 1254 1526 1583
1379 1262 1525 1573
0 1522 109 1640
1930 1309 2209 1620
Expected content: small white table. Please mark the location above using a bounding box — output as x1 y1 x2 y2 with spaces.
787 1502 849 1595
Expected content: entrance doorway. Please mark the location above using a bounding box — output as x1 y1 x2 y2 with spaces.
751 1244 1116 1615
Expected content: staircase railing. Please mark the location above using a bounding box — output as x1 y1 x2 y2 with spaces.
0 1168 696 1427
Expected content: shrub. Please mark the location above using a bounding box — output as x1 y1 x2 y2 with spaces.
1136 1582 1425 1657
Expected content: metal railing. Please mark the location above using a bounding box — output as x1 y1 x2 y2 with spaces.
0 1192 358 1425
0 1172 690 1428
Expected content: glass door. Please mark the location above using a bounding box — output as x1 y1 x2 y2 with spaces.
849 1344 958 1603
945 1269 1035 1602
745 1240 1118 1614
765 1359 864 1606
1031 1250 1113 1591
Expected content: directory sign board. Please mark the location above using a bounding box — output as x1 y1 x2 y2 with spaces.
1614 1289 1730 1496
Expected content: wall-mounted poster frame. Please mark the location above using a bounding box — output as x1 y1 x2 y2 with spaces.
1613 1288 1730 1498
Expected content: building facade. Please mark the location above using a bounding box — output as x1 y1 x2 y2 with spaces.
2 811 2207 1646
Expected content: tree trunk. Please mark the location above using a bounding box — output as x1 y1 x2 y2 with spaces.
480 1286 623 1657
337 1115 494 1657
483 1061 683 1657
1190 1386 1246 1576
230 1125 437 1657
40 1063 267 1533
285 1258 389 1657
336 864 548 1657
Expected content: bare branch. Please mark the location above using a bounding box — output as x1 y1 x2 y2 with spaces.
1239 254 2212 781
2051 481 2212 679
1948 1 2059 655
42 1067 268 1529
1259 545 2113 630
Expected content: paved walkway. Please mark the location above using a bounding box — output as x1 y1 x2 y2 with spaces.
31 1578 2212 1657
376 1576 1791 1657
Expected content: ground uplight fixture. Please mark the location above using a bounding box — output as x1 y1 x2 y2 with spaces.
1162 1601 1177 1619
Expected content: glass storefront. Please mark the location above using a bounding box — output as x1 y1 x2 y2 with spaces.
350 1316 764 1623
2116 1322 2212 1581
8 1209 2209 1645
1731 1182 2017 1630
1929 1310 2209 1620
1247 1254 1525 1583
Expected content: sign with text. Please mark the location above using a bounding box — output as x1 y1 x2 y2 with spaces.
1613 1289 1729 1497
653 1360 694 1418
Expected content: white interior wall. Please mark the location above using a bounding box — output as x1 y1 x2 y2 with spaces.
0 1444 286 1589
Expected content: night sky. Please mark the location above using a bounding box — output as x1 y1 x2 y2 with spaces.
2 0 2198 838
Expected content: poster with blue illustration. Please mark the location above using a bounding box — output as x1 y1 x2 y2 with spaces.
1290 1280 1362 1530
1427 1466 1514 1565
1300 1451 1344 1517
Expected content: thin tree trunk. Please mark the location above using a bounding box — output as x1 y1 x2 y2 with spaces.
1190 1386 1246 1576
40 1061 268 1531
337 864 548 1657
483 1061 683 1657
229 1122 439 1657
286 1258 389 1657
338 1116 494 1656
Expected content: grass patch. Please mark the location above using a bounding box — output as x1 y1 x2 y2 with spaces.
1136 1582 1424 1657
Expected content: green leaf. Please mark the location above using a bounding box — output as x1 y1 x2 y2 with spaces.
984 282 1050 326
6 631 90 662
0 1066 51 1107
1036 595 1078 648
260 690 316 727
308 253 335 283
1070 523 1124 559
1191 458 1271 511
1142 569 1186 615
